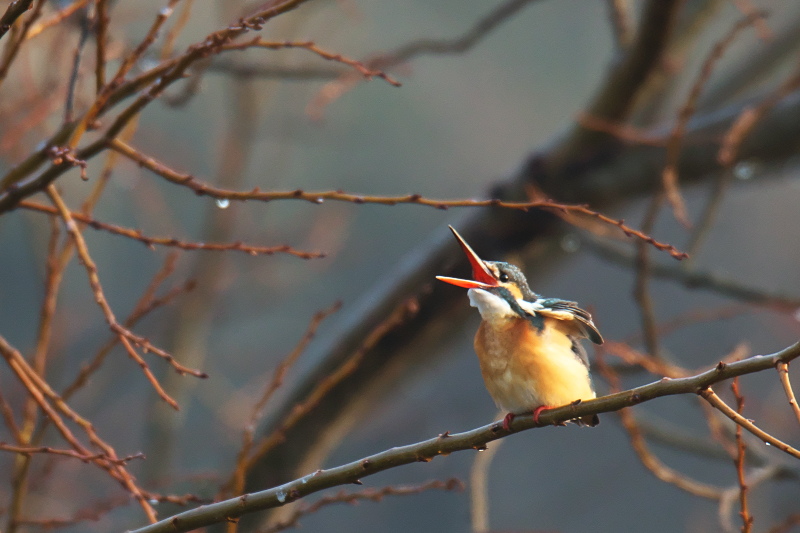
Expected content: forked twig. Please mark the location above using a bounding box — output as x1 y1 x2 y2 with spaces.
46 185 206 410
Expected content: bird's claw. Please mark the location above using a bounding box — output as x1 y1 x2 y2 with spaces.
502 412 515 431
532 405 552 424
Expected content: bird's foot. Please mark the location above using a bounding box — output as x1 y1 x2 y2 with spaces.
502 412 515 431
532 405 553 424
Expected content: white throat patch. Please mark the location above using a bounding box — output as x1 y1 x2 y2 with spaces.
467 288 515 323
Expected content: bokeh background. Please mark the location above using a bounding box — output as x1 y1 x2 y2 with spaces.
1 0 800 531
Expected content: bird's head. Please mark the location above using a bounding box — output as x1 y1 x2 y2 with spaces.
436 226 538 323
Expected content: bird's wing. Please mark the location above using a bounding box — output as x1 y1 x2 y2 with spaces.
520 298 604 345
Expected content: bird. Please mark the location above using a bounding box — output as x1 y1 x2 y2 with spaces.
436 225 603 430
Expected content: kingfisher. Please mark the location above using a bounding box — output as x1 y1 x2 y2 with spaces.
437 226 603 430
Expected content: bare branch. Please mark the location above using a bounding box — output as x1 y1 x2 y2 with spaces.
220 38 400 86
0 380 23 444
109 138 688 260
242 298 420 473
0 0 33 41
700 388 800 460
777 363 800 429
15 495 130 529
46 185 205 410
731 378 754 533
25 0 88 40
0 443 144 465
18 200 327 259
719 57 800 167
261 479 464 533
584 239 800 312
225 302 342 500
662 11 765 227
129 343 800 533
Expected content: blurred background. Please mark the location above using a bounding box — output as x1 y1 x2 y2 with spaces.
0 0 800 531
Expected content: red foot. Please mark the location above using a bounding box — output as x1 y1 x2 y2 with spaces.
502 413 515 431
532 405 553 424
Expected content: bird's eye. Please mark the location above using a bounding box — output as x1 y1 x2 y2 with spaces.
499 272 509 282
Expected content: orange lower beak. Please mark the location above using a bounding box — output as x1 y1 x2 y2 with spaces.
436 276 496 289
437 226 499 289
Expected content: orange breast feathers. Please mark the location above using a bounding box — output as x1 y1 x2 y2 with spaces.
473 316 595 414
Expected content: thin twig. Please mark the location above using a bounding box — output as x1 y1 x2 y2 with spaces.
0 0 45 84
719 56 800 167
262 479 464 533
596 348 720 499
46 185 205 410
94 0 109 93
777 362 800 429
577 112 666 146
765 513 800 533
130 342 800 533
225 302 342 500
603 341 688 378
26 0 89 40
700 388 800 460
109 138 688 260
620 404 722 498
61 258 195 401
605 0 633 50
306 0 544 116
243 298 420 473
470 431 503 533
0 443 144 465
731 378 753 533
584 238 800 311
0 0 34 41
18 200 326 259
160 0 194 60
662 11 765 227
0 334 157 522
0 380 23 444
634 193 663 359
732 0 772 41
720 465 782 533
15 495 130 529
622 304 750 346
220 38 400 86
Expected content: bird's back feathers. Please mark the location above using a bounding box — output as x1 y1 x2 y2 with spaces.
520 298 604 345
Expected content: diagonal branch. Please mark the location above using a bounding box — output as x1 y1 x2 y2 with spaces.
700 387 800 460
224 302 342 500
130 342 800 533
777 363 800 429
662 11 765 227
45 185 206 410
0 0 33 41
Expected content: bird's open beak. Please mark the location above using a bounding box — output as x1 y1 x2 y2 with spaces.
436 226 498 289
